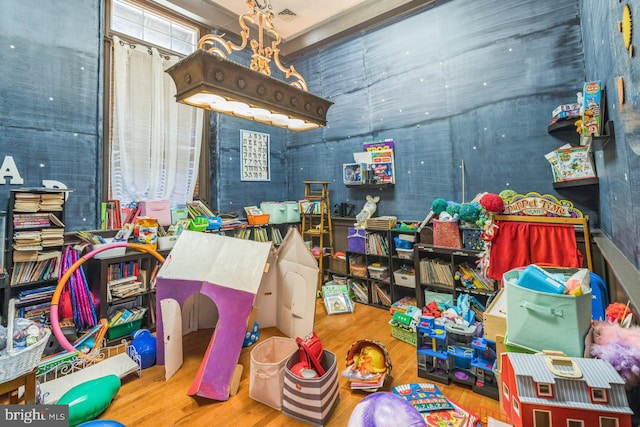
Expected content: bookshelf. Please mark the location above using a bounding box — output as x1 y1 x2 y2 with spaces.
2 188 69 323
85 250 162 343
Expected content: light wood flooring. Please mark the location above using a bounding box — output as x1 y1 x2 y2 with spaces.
94 299 501 425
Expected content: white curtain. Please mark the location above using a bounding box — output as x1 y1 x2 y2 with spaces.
110 35 203 207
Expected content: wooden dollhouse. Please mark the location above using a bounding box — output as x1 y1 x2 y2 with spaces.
501 351 633 427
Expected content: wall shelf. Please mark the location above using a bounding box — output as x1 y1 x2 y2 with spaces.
547 119 614 151
552 177 599 189
346 183 395 189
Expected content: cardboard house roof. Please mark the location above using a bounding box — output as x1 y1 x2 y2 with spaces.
255 227 319 338
157 230 272 294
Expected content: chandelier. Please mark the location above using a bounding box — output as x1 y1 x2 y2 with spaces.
166 0 333 131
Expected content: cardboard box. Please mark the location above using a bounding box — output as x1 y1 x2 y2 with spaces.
483 288 506 342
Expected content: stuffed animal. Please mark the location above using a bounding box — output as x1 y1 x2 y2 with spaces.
355 195 380 226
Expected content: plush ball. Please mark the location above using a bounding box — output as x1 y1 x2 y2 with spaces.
479 193 504 213
499 189 517 204
458 204 480 222
348 392 425 427
431 198 448 214
445 203 460 217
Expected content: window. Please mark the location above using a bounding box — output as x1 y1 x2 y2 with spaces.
111 0 197 55
533 410 551 427
503 382 510 401
591 388 609 404
512 398 520 415
536 382 554 398
567 420 584 427
103 0 208 212
599 417 619 427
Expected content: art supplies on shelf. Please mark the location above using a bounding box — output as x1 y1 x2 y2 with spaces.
322 283 354 315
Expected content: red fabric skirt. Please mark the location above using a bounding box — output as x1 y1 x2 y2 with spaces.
487 221 584 281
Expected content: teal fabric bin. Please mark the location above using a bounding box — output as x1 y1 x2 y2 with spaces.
260 202 288 224
283 201 301 223
504 268 592 357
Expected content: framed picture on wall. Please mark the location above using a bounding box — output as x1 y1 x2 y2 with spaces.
240 130 271 181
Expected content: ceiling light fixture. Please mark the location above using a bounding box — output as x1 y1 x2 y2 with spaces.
166 0 333 131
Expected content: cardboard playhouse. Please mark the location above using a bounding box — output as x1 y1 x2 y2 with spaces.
154 228 318 401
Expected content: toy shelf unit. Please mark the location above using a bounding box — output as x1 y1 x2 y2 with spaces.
85 250 159 343
413 244 495 308
301 181 333 289
343 226 417 310
3 188 69 324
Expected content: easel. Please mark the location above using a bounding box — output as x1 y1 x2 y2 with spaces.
493 214 593 271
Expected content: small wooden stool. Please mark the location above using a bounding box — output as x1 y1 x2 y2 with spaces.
0 368 37 404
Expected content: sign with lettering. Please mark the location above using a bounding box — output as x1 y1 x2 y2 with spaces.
503 192 583 218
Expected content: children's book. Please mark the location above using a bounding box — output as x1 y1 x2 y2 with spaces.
392 383 453 413
322 283 354 315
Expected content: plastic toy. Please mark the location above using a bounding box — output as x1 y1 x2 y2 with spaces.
347 392 425 427
129 329 156 369
416 316 499 400
57 374 121 427
77 421 126 427
502 351 633 427
355 195 380 227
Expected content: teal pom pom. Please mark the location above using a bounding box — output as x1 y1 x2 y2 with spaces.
459 204 480 222
446 203 461 216
431 198 448 214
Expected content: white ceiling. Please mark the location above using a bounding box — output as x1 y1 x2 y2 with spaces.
151 0 437 58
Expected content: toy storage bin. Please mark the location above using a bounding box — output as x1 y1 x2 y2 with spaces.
393 269 416 288
461 227 485 251
396 248 414 259
249 336 298 410
108 319 143 340
283 201 301 223
391 325 417 346
329 257 347 275
247 213 270 225
260 202 287 224
347 227 366 253
282 349 340 426
367 265 389 280
350 264 368 277
139 199 172 226
504 267 592 357
432 219 461 249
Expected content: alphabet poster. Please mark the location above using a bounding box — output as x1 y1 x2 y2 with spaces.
240 130 270 181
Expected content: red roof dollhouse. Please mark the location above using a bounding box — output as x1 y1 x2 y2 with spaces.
501 351 633 427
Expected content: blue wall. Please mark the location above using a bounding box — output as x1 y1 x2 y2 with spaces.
580 0 640 267
285 0 590 224
0 0 102 230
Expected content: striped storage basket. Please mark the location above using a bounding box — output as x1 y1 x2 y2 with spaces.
282 350 340 426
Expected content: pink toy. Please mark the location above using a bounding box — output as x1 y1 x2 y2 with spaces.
591 321 640 387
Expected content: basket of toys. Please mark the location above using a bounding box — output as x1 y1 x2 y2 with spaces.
432 219 461 249
0 299 51 383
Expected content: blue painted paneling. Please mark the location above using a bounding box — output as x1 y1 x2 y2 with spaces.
286 0 589 226
0 0 101 230
581 0 640 267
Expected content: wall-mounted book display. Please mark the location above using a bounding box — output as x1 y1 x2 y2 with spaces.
240 130 270 181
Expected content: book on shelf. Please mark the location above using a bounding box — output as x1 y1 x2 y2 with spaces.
372 283 391 307
349 279 368 304
420 259 455 288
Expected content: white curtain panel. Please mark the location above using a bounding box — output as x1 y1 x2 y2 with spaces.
110 35 203 207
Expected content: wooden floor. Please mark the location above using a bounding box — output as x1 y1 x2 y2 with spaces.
98 299 501 426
